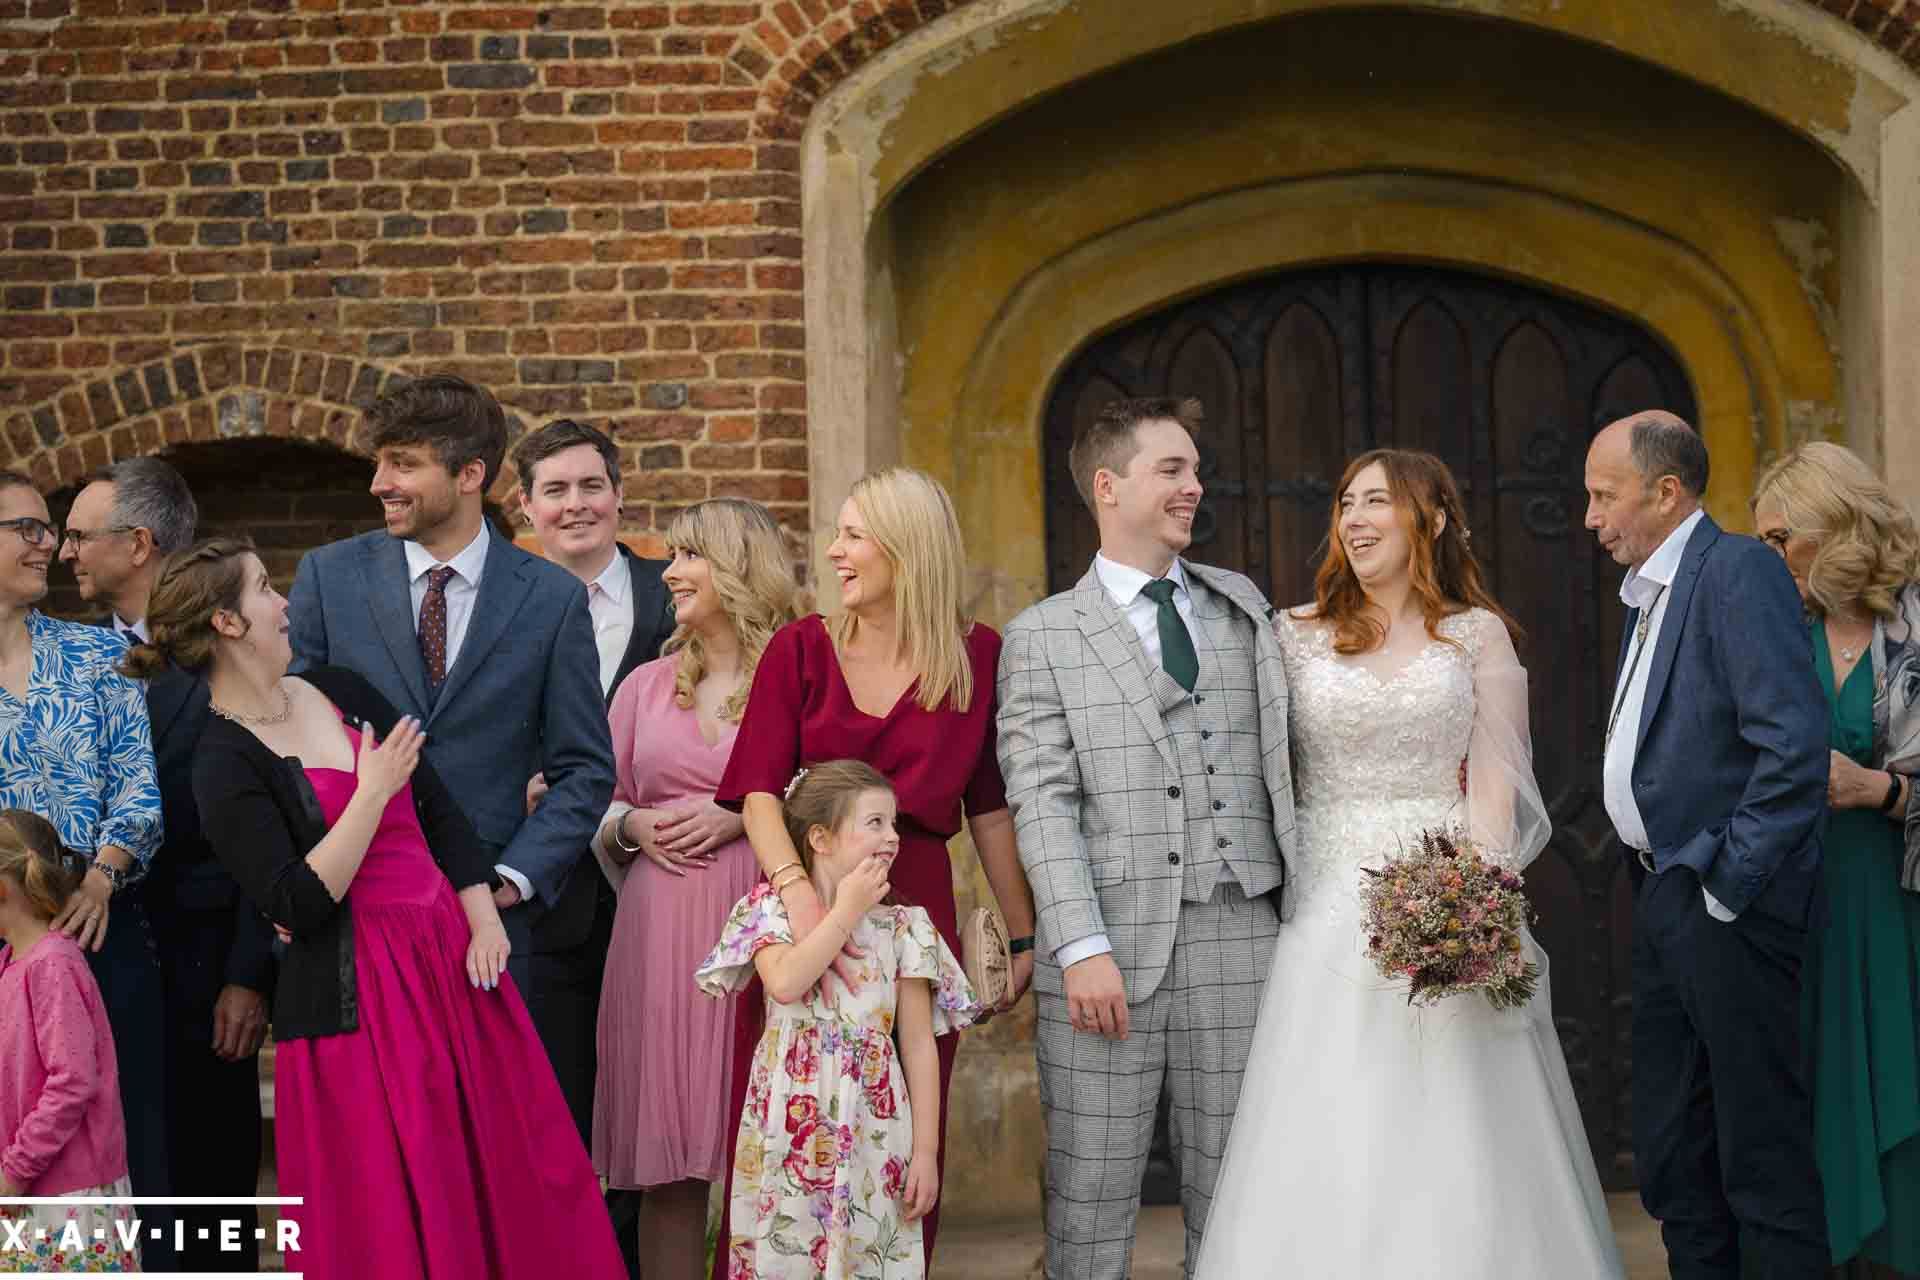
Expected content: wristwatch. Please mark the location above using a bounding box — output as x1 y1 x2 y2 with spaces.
90 860 126 894
1008 935 1036 955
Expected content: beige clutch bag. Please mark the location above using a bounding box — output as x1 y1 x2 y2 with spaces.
961 907 1012 1010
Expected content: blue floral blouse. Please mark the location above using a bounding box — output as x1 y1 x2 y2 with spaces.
0 612 160 874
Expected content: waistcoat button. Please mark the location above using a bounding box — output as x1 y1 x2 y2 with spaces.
1212 800 1224 811
1167 786 1180 798
1167 852 1180 865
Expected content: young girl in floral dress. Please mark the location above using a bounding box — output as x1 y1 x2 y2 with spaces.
0 810 137 1274
696 761 978 1280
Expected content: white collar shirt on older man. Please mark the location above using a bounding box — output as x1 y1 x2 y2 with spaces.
1601 508 1734 921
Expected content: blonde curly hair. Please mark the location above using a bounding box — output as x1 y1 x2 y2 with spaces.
661 498 800 723
1752 441 1920 619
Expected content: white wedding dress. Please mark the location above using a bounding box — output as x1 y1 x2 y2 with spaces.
1193 608 1624 1278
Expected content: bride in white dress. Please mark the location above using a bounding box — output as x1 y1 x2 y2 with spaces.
1194 450 1624 1278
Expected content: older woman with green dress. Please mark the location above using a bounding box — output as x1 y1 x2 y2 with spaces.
1755 441 1920 1279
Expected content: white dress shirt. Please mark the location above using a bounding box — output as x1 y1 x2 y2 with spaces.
403 522 490 675
403 524 534 902
1056 554 1198 971
115 615 149 643
1602 509 1734 921
585 549 635 698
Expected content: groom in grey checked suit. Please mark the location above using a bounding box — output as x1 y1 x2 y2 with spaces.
997 397 1295 1278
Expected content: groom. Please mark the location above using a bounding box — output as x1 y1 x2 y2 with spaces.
997 397 1295 1278
1584 411 1828 1278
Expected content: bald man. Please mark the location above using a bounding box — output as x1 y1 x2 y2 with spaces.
1584 411 1828 1279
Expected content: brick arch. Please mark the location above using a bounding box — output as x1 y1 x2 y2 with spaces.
4 344 534 494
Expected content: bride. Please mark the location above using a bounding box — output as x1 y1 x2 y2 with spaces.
1194 450 1623 1277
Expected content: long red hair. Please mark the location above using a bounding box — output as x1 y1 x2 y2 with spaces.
1307 449 1522 655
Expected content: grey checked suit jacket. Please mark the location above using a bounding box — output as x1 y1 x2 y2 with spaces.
996 561 1297 1002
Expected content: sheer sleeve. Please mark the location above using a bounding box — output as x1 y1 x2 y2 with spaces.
1465 611 1551 872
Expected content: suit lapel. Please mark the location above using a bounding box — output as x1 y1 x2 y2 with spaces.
1635 515 1721 749
1073 570 1178 773
361 537 432 716
432 534 535 718
145 663 206 745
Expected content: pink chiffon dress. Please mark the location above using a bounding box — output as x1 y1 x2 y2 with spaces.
593 655 761 1189
273 714 623 1280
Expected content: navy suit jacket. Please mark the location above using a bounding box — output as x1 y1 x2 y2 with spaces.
286 526 616 949
1619 513 1827 928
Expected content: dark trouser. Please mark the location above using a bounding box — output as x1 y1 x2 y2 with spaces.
84 893 175 1272
154 905 263 1272
514 879 636 1275
1632 861 1829 1279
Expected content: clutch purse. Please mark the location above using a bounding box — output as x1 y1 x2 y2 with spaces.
961 906 1012 1009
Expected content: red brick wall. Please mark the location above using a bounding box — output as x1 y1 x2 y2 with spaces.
1 0 1914 558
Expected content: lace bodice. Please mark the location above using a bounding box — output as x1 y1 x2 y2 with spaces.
1278 608 1493 916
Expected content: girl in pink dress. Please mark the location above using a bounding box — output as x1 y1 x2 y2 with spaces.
590 499 799 1278
0 809 137 1274
134 538 623 1280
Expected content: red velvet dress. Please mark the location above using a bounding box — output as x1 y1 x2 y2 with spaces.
713 615 1008 1274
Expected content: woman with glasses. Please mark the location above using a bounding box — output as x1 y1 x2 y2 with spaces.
1754 442 1920 1279
0 469 169 1258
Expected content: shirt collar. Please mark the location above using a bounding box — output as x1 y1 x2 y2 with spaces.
115 615 148 643
588 545 630 604
404 521 490 587
1619 508 1705 608
1093 552 1189 608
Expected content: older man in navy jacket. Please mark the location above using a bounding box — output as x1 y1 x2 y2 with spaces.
1585 411 1828 1279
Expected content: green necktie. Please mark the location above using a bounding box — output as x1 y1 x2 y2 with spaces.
1139 578 1199 692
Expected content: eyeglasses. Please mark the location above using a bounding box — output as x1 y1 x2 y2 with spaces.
60 524 137 547
0 516 57 547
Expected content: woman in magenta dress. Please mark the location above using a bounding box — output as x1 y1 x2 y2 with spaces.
131 538 622 1280
590 498 799 1279
713 466 1038 1272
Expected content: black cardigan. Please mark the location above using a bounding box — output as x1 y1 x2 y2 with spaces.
192 665 494 1040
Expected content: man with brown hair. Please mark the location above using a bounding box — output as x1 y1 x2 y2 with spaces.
288 375 617 1123
997 396 1295 1278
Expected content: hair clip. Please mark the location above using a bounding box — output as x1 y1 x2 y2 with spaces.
782 768 809 802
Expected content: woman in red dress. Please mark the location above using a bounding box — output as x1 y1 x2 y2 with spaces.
714 466 1036 1272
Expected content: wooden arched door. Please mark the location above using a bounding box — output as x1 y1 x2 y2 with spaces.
1044 264 1697 1192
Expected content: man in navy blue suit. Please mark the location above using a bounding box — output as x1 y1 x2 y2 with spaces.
1585 410 1828 1278
288 374 616 1111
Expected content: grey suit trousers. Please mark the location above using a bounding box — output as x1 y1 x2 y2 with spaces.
1036 884 1278 1279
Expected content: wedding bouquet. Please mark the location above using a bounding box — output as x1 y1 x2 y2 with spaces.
1359 825 1539 1010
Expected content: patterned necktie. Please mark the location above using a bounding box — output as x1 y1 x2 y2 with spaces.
1140 578 1199 693
418 565 456 688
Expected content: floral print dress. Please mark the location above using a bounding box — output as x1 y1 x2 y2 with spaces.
696 885 979 1280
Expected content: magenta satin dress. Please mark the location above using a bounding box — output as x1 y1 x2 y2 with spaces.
273 716 623 1280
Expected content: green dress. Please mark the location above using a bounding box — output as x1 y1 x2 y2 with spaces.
1808 624 1920 1271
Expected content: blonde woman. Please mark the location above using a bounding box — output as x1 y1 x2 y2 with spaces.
1754 441 1920 1279
589 498 799 1279
711 467 1037 1272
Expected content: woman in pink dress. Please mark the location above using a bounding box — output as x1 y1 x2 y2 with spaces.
590 498 799 1279
129 538 623 1280
712 466 1038 1273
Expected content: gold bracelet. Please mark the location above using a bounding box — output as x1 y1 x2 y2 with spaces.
765 860 803 883
771 867 809 894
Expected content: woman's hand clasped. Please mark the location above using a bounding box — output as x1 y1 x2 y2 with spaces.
1828 750 1896 811
466 921 510 991
654 799 745 863
357 716 425 804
